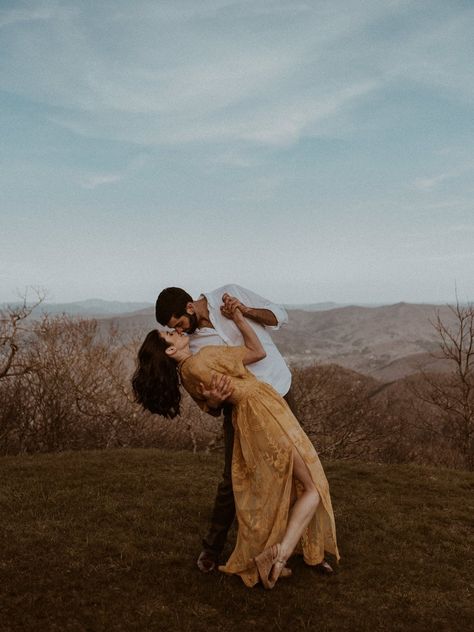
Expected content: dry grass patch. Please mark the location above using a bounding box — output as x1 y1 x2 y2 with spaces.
1 449 473 632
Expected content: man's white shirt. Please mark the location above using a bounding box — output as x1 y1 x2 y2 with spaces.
188 284 291 396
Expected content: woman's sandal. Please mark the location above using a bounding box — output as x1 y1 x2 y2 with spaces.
268 546 287 589
280 566 292 579
254 545 277 588
255 543 288 589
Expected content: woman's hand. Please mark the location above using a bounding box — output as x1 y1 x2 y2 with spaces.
220 293 247 320
219 294 266 365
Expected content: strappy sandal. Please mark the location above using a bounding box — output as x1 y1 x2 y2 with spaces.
254 545 277 589
255 543 288 589
280 566 292 579
268 545 287 589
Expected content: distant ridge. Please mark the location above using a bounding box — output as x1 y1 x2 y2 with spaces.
0 298 153 317
2 297 466 319
2 297 465 380
283 302 386 311
284 302 341 311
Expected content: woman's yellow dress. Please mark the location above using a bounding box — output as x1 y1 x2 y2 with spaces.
180 345 340 587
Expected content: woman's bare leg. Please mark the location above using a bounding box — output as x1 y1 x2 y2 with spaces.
269 447 320 583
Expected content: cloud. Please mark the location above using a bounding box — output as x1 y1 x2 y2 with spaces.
413 174 450 192
48 76 377 148
422 252 474 262
0 0 473 150
79 152 149 189
413 163 474 191
449 224 474 233
0 2 77 28
208 149 258 169
81 173 122 189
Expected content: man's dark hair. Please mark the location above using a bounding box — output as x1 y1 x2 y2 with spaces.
155 287 193 326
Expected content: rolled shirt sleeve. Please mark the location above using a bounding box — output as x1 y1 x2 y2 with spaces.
225 284 288 330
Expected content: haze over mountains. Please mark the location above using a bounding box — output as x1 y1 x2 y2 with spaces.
3 297 459 381
0 298 152 317
1 298 363 316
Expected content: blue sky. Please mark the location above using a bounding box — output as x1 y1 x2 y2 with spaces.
1 0 473 304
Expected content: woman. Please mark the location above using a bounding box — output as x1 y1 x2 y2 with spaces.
132 306 339 588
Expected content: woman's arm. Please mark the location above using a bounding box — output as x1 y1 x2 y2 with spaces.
232 308 267 365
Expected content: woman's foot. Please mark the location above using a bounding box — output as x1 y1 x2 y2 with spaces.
268 544 287 588
255 544 287 589
255 543 288 589
280 566 292 578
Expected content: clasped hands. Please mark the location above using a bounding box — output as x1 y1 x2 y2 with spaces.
220 292 247 320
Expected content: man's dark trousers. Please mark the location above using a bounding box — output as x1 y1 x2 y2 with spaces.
202 388 297 557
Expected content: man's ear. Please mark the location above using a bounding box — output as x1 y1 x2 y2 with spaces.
165 346 176 357
186 302 195 314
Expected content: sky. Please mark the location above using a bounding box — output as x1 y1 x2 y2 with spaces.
1 0 473 305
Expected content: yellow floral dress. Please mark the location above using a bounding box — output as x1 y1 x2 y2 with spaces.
180 345 340 587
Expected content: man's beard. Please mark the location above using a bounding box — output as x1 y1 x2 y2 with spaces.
185 312 199 334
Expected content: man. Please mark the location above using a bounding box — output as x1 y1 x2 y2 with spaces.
155 284 332 575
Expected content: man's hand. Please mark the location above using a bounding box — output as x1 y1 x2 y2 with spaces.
199 373 234 410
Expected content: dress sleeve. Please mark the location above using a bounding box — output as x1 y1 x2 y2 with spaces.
214 345 247 377
180 346 247 416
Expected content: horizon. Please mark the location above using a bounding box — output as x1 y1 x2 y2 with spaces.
1 1 473 304
1 293 470 311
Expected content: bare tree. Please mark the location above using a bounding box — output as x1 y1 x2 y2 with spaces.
416 301 474 469
0 311 222 455
0 289 44 380
291 364 388 460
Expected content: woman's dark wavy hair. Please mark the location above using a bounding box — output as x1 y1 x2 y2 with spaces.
132 330 181 418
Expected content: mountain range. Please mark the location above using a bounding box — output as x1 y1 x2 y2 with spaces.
3 297 459 381
94 301 458 381
0 298 152 317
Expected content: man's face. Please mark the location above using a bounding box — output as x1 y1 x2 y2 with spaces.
168 310 198 334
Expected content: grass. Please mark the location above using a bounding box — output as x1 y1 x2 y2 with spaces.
0 449 473 632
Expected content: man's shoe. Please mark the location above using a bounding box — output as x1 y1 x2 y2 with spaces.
315 559 334 575
197 549 218 573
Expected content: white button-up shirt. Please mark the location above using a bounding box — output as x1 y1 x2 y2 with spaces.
188 284 291 396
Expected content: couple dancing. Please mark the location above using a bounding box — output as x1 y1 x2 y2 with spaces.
133 284 339 588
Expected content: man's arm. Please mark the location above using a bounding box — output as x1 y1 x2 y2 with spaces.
222 295 278 326
223 284 288 329
221 285 288 329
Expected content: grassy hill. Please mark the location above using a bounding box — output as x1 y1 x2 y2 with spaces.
1 449 473 632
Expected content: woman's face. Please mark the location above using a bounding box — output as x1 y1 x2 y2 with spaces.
160 330 190 352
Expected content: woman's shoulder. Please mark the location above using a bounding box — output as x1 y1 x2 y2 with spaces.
199 345 244 357
184 345 222 368
190 345 243 367
196 345 227 356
